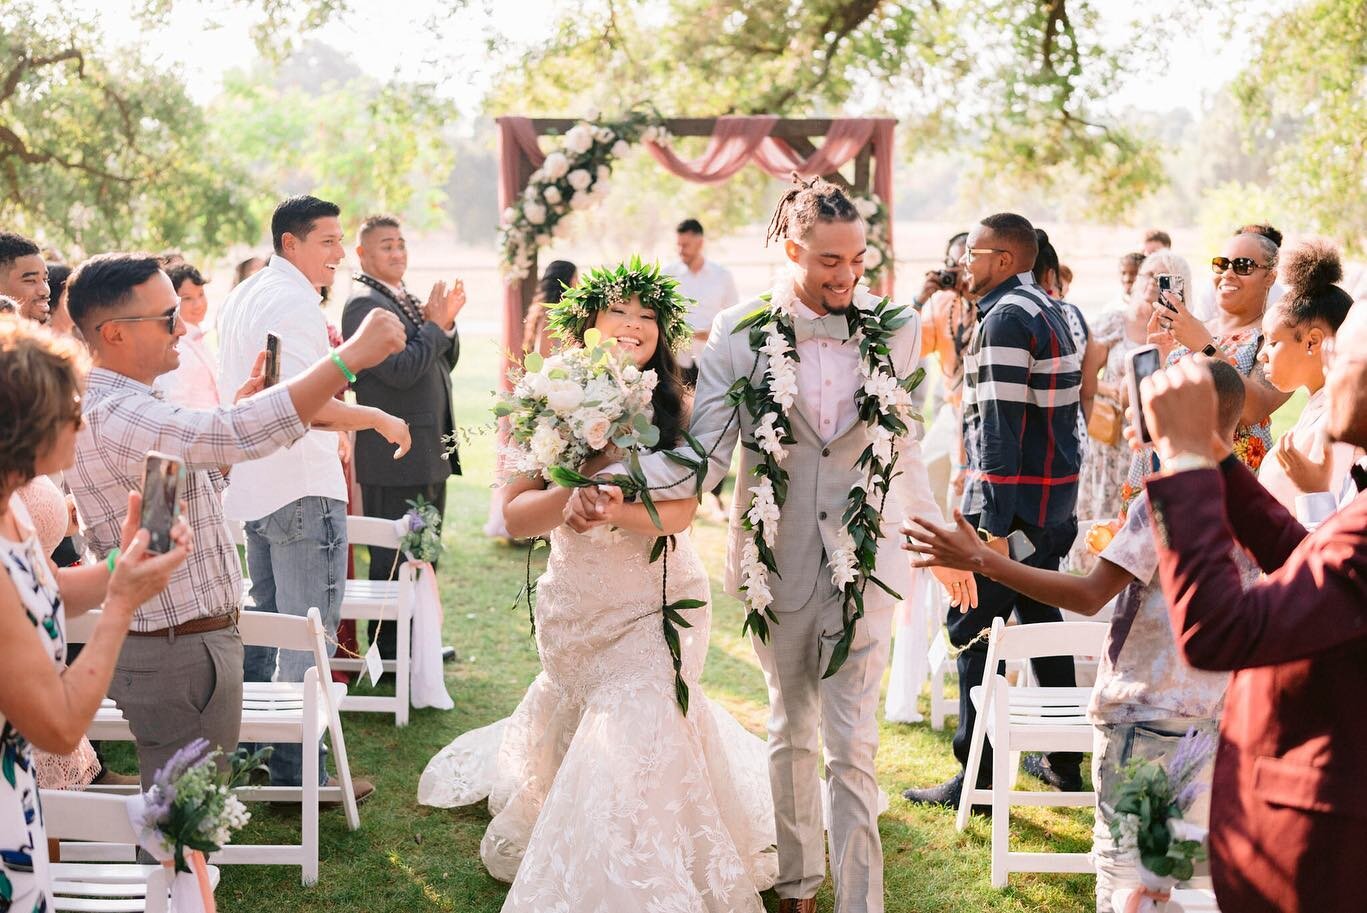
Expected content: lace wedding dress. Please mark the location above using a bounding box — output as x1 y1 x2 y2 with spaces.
419 524 778 911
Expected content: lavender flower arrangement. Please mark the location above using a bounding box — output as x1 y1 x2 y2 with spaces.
400 495 444 564
136 739 269 873
1107 728 1218 882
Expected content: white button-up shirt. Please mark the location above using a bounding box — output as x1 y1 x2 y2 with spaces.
792 299 861 442
216 254 346 521
663 258 739 368
156 323 220 410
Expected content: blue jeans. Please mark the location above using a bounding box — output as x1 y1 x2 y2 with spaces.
241 496 346 787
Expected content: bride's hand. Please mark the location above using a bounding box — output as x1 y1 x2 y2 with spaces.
563 485 623 532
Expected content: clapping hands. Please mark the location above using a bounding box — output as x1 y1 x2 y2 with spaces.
424 279 466 332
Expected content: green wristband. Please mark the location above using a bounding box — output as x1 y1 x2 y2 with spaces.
329 349 357 384
105 548 120 574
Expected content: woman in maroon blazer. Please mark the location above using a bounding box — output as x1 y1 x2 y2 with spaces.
1138 300 1367 913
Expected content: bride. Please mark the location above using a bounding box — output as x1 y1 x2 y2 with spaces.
419 263 777 911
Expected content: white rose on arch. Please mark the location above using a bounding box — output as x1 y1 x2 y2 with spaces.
564 124 595 154
864 246 883 269
593 126 615 144
567 169 593 192
523 202 547 225
569 191 594 212
854 197 880 219
597 164 611 182
611 139 630 158
553 221 573 239
543 185 563 206
542 152 570 180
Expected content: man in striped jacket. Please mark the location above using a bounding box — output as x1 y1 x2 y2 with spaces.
904 212 1086 810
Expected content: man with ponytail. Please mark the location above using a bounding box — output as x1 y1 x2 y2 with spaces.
569 175 971 913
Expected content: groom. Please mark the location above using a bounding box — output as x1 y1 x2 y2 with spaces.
568 178 973 913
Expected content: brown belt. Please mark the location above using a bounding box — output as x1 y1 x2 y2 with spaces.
128 613 236 638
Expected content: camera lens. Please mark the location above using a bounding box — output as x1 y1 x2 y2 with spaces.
938 270 957 288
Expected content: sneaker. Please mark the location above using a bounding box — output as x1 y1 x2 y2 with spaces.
441 644 457 663
901 773 992 817
1022 754 1085 792
321 776 375 806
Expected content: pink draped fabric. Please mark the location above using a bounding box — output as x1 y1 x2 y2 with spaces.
496 117 547 392
643 115 779 184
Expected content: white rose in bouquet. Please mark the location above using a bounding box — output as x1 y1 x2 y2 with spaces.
542 152 570 180
564 124 595 154
570 191 594 211
543 185 562 206
519 369 550 399
864 246 884 269
530 422 568 466
571 407 613 451
567 169 592 191
584 374 624 411
546 379 585 415
611 139 630 158
621 364 641 384
523 201 547 225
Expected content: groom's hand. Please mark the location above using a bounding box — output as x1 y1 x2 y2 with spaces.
564 485 623 532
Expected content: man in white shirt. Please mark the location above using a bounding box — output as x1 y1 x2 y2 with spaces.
217 194 411 792
663 219 739 517
155 263 220 409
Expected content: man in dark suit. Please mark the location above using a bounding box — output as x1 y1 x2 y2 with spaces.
1138 301 1367 913
342 214 464 659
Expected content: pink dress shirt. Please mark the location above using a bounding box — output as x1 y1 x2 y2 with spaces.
792 299 861 442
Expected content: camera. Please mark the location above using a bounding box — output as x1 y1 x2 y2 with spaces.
936 268 959 289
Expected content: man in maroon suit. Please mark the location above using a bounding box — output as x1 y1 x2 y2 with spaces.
1138 301 1367 913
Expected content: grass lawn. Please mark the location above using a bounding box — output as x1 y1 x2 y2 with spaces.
109 332 1278 913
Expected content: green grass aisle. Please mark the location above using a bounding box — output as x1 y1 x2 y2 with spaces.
148 335 1098 912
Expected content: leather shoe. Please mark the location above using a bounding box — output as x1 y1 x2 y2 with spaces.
1022 754 1085 792
92 767 141 787
777 899 816 913
901 773 992 817
321 776 375 806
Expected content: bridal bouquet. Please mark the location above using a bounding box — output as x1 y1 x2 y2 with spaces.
1106 728 1217 912
496 327 669 516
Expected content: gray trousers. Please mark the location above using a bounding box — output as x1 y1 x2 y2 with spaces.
751 578 895 913
108 624 243 790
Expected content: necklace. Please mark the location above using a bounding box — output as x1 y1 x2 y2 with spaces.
355 273 424 327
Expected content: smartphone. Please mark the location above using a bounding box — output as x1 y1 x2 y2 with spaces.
1127 345 1163 445
1156 274 1184 313
140 451 186 554
263 332 282 387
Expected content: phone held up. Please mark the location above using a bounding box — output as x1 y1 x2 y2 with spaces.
263 332 282 388
1156 273 1184 313
140 450 186 554
1127 344 1163 445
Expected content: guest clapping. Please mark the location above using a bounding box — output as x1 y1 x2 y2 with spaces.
1137 302 1367 913
0 316 191 910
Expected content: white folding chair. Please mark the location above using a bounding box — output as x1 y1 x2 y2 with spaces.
331 515 416 726
956 616 1107 887
44 790 220 913
67 607 361 885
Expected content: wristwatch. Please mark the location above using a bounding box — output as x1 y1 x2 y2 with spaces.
1163 452 1217 475
1200 343 1219 357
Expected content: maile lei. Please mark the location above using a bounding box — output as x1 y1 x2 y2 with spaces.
724 282 923 677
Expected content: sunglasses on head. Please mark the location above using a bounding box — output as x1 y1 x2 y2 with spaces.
1210 257 1271 276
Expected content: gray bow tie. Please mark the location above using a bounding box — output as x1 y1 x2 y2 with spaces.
792 313 852 342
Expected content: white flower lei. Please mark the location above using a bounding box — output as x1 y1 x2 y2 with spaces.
731 279 923 675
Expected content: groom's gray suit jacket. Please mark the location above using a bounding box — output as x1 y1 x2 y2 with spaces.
637 288 944 612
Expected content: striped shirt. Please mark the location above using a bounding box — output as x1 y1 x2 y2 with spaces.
70 369 306 631
961 273 1082 536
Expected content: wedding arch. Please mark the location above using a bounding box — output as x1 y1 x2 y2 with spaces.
494 113 899 388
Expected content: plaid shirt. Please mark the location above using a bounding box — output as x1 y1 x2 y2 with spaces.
70 368 306 632
961 273 1082 536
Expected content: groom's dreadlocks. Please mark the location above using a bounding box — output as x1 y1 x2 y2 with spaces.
764 173 859 246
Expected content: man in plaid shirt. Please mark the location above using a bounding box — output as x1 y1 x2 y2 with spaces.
904 213 1085 811
66 253 404 789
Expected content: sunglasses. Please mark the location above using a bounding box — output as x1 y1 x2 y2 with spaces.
94 305 181 335
1210 257 1272 276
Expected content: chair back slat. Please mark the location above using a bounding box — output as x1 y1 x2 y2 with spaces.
345 515 402 549
41 791 140 843
991 619 1108 663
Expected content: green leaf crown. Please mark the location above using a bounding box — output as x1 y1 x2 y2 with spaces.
546 256 694 355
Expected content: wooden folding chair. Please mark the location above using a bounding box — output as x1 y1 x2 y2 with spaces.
44 789 220 912
956 616 1107 887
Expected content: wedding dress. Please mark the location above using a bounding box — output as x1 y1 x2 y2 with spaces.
419 524 778 911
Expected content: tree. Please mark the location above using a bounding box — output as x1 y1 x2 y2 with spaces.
1233 0 1367 253
485 0 1184 221
0 0 258 256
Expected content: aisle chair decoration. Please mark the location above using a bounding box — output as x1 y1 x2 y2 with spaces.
390 495 454 710
128 740 267 913
1106 728 1216 913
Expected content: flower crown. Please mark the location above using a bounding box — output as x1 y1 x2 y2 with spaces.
546 257 694 354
